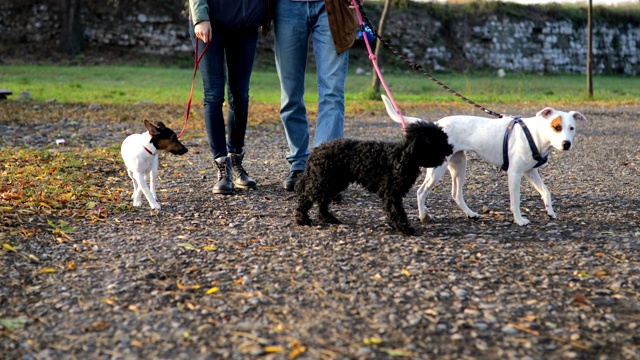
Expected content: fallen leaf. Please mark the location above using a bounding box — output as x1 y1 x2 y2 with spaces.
401 269 411 277
203 246 217 251
178 243 195 250
264 345 285 353
39 268 56 274
205 287 219 295
84 320 110 332
3 243 17 253
0 316 29 329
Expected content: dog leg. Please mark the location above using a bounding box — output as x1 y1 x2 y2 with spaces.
524 169 556 219
318 199 341 224
295 196 313 226
448 152 479 219
416 163 448 222
132 172 161 210
149 160 159 201
508 171 528 226
127 170 144 207
384 196 415 235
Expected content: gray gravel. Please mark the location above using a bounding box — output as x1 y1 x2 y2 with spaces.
1 104 640 359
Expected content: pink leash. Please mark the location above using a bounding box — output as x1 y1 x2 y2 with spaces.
178 40 210 139
351 0 406 130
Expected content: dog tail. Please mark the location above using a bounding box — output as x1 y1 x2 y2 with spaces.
381 95 422 125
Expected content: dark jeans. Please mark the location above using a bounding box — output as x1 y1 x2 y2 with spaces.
189 23 258 159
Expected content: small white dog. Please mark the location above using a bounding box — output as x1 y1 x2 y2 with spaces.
382 95 586 226
121 120 188 210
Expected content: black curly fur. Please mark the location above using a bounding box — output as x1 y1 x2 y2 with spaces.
295 121 453 235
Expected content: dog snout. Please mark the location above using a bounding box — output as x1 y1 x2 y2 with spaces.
562 140 571 150
173 146 188 155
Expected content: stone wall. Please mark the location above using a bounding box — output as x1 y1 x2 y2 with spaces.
1 1 638 74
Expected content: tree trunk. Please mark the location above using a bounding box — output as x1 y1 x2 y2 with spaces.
371 0 391 94
60 0 84 55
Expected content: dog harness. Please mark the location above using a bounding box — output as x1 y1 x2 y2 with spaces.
143 146 155 155
501 117 548 171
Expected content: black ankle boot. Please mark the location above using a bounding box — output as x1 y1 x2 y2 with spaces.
229 152 256 189
213 157 233 195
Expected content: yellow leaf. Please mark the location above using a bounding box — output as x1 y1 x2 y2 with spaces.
264 346 285 353
401 269 411 277
26 253 40 262
39 268 56 274
3 243 18 253
67 261 76 270
39 202 52 209
190 285 201 290
203 246 217 251
289 344 306 359
176 281 186 290
363 337 383 345
205 287 219 295
102 298 116 305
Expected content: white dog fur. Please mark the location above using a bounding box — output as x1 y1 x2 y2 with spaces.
382 95 586 226
121 120 188 210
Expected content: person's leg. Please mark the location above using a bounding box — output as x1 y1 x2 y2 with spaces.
310 2 349 147
189 23 227 160
225 28 258 189
189 23 233 194
274 0 312 172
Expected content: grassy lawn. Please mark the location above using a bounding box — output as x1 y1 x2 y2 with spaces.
1 65 639 107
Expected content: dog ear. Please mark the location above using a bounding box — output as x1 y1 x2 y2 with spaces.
144 120 159 135
536 107 555 119
570 111 587 122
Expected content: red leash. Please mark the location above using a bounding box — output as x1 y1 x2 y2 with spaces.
177 40 210 139
351 0 406 130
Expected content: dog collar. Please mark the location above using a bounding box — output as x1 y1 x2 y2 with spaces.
143 146 155 155
501 117 548 171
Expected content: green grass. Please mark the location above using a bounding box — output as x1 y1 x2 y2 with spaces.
1 65 639 106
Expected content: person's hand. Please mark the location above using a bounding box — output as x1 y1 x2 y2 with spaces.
194 21 212 43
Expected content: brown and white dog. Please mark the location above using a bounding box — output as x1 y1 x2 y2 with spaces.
121 120 188 210
382 95 586 226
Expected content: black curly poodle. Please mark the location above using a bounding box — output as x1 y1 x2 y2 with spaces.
295 121 453 235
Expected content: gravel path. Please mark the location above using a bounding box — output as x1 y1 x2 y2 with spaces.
1 104 639 359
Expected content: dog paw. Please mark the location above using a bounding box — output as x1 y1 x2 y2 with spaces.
398 226 416 236
514 218 530 226
468 214 480 221
547 211 557 219
295 216 312 226
419 214 435 222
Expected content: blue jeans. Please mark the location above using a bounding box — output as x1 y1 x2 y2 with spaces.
274 0 350 171
189 23 258 159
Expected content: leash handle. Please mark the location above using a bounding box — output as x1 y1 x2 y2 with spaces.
178 40 210 139
351 0 406 130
